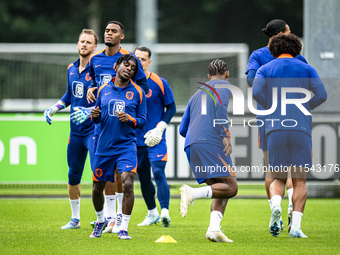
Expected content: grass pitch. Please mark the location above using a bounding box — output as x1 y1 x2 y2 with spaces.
0 197 339 255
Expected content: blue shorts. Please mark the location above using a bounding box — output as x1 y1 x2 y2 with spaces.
258 121 267 151
67 132 95 185
267 130 312 169
93 152 137 182
137 140 167 169
185 143 235 184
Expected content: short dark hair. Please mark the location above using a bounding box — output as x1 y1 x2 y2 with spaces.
134 46 152 59
107 21 125 33
208 59 228 76
262 19 287 38
116 54 139 79
269 33 302 58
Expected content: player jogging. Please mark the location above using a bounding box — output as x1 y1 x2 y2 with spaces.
89 54 146 239
43 29 98 229
75 21 148 234
246 19 307 232
134 46 176 227
179 59 238 242
253 33 327 238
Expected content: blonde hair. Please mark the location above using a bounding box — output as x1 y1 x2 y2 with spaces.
79 29 99 45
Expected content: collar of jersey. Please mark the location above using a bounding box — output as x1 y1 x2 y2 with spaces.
277 54 294 59
73 58 90 72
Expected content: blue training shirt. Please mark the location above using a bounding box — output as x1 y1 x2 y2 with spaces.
136 72 175 147
93 79 146 156
253 55 327 137
61 59 95 136
246 46 307 119
179 79 231 149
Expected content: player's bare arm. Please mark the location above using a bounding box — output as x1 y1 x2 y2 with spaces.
87 87 97 103
91 106 101 118
223 137 232 156
116 111 128 122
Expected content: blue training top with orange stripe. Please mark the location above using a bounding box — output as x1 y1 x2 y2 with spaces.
179 79 231 149
136 72 175 147
93 79 146 156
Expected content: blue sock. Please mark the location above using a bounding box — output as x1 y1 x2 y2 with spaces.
137 164 156 210
151 161 169 209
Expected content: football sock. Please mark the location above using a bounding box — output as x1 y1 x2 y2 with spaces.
292 211 303 229
120 214 131 231
104 195 117 219
208 211 223 231
151 161 170 209
287 188 294 207
268 199 272 211
96 209 105 223
191 186 212 199
271 195 282 210
138 164 157 210
116 193 123 215
70 198 80 220
148 207 159 216
161 208 169 217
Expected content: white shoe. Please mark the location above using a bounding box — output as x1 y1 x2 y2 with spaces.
102 218 116 233
269 206 282 237
289 227 308 238
287 205 293 233
206 229 233 242
161 215 171 227
179 184 194 218
111 214 122 234
137 215 160 226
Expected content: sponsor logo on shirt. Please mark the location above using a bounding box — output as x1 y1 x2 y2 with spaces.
100 74 112 85
72 81 84 98
95 65 101 68
108 99 125 116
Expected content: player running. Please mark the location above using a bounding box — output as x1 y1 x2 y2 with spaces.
246 19 307 231
179 59 238 242
43 29 98 229
253 33 327 238
74 21 148 234
89 54 146 239
134 46 176 227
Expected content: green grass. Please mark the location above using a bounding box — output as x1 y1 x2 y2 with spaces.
0 183 267 197
0 198 339 254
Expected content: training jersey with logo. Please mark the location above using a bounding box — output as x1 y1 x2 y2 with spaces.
93 79 146 156
253 56 327 136
61 58 95 136
179 79 231 149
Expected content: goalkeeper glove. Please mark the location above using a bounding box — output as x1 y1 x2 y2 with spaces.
44 100 66 125
144 121 167 147
70 106 93 125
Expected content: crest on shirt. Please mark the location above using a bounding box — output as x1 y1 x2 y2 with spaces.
72 81 84 98
108 99 125 116
146 89 152 98
126 91 134 100
85 73 92 81
100 74 112 85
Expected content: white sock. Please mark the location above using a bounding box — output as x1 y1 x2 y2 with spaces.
96 209 105 223
191 186 212 199
104 195 117 219
287 188 294 207
161 208 169 217
120 214 131 231
268 199 272 211
208 211 223 231
70 198 80 220
148 207 159 216
116 193 123 215
292 211 303 229
271 195 282 210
